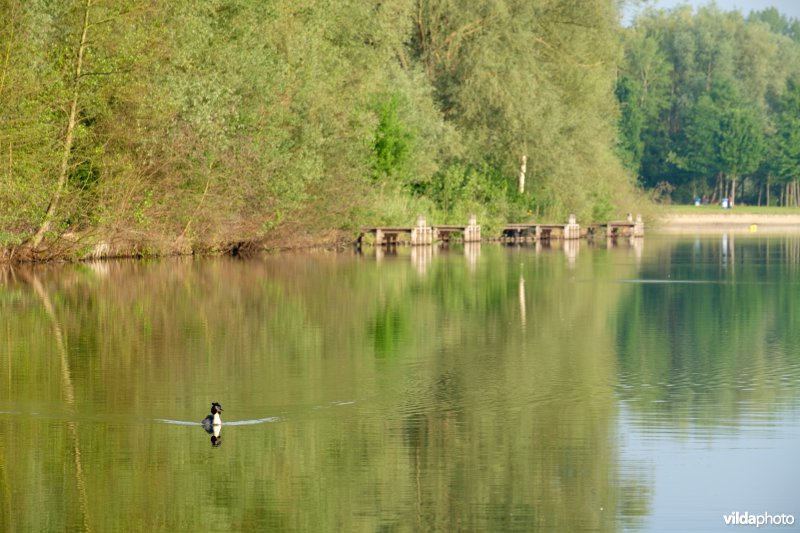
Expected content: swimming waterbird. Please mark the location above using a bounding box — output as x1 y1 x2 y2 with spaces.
202 402 223 432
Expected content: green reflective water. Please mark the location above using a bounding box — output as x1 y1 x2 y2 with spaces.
0 236 798 532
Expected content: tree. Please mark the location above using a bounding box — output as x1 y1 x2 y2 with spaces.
27 0 93 249
0 0 161 254
1 0 647 258
619 4 800 204
616 32 672 175
0 1 66 245
670 94 721 188
717 106 764 207
411 0 636 220
771 81 800 205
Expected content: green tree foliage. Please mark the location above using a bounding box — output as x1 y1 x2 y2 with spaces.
1 0 642 258
616 31 672 173
371 94 415 185
673 94 722 179
620 5 800 204
766 81 800 206
0 0 163 249
773 81 800 181
411 0 638 221
718 105 764 205
749 7 800 42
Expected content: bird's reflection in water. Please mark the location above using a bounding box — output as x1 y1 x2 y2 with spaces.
206 423 222 447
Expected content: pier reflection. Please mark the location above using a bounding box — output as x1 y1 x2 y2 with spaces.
410 245 432 275
362 237 646 279
563 239 580 268
464 242 480 271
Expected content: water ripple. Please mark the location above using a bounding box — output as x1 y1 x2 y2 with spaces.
156 417 280 426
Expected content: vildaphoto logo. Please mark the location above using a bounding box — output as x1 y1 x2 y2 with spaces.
723 511 795 527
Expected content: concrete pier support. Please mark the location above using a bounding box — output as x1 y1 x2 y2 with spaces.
634 214 645 237
464 214 481 242
411 216 433 245
565 214 581 239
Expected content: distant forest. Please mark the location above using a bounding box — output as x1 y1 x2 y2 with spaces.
0 1 798 258
619 5 800 207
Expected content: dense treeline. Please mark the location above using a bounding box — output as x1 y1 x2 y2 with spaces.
0 0 639 259
618 5 800 206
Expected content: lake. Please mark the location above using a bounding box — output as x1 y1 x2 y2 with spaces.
1 235 798 531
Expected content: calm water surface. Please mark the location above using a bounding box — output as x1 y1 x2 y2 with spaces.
1 235 799 531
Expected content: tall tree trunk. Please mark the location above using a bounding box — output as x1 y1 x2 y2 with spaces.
766 174 770 207
740 177 745 205
730 175 737 208
29 0 93 249
712 173 721 203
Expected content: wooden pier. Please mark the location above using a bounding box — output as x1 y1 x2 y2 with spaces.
433 215 481 242
501 214 581 243
359 214 642 246
360 216 480 246
586 214 644 238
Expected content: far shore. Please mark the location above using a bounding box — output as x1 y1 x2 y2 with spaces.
657 211 800 233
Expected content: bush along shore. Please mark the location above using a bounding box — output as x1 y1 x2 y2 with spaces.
1 1 648 264
8 3 800 262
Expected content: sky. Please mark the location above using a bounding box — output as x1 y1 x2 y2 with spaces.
624 0 800 24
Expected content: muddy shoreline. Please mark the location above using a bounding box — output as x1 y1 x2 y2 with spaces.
4 213 800 264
